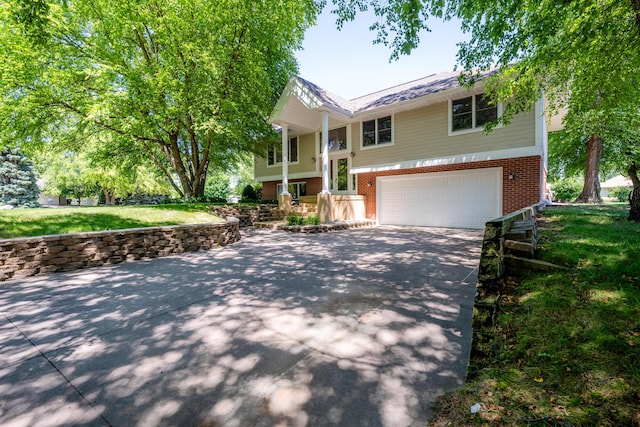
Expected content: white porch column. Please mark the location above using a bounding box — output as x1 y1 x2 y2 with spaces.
278 124 292 215
321 110 330 194
281 124 289 194
318 110 333 223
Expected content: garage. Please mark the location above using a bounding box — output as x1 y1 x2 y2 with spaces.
377 168 502 229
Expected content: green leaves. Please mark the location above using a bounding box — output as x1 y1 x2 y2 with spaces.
1 0 321 197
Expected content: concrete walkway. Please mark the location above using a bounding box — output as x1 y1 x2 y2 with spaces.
0 226 482 427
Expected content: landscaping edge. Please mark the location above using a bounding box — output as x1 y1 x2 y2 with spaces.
0 219 241 283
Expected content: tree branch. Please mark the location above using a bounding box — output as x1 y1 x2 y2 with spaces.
46 100 164 146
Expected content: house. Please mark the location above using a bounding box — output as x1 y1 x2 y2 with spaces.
255 69 550 229
600 175 632 199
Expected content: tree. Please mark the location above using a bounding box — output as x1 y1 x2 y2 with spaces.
204 171 231 202
0 148 40 207
1 0 320 197
331 0 640 207
37 148 171 205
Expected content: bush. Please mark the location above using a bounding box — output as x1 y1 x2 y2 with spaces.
305 215 320 225
287 214 320 226
287 213 304 225
551 177 583 202
204 174 231 201
241 184 258 202
609 186 631 202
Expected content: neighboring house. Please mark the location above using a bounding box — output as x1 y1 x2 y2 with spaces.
600 175 632 199
255 69 551 229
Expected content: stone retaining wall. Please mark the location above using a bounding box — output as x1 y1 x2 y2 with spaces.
0 220 241 282
209 205 283 227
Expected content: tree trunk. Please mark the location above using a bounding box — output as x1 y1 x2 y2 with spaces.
104 189 116 205
628 161 640 222
575 135 603 203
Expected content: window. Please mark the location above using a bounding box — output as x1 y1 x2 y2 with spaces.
267 137 298 166
451 94 498 133
320 127 347 153
362 116 393 148
277 182 306 199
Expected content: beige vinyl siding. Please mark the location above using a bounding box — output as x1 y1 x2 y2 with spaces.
352 101 536 169
254 132 318 180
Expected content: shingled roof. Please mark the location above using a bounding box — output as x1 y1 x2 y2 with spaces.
296 68 499 116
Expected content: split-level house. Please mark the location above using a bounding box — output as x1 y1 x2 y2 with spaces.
255 70 550 229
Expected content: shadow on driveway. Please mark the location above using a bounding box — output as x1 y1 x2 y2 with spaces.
0 226 482 427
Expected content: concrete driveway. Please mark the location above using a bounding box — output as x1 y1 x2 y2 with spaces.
0 226 482 427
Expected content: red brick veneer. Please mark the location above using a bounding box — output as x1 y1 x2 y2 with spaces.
357 156 542 220
262 177 322 200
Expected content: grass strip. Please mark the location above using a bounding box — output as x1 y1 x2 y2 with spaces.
432 204 640 426
0 204 222 239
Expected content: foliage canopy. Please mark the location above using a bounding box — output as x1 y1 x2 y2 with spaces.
1 0 320 197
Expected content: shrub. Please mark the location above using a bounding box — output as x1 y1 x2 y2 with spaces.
241 184 258 201
305 215 320 225
287 213 304 225
609 186 631 202
287 214 320 226
551 177 583 202
204 175 231 201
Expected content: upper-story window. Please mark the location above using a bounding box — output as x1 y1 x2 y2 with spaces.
320 127 347 153
451 94 498 133
267 137 298 166
362 115 393 148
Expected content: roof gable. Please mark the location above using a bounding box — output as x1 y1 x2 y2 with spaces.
269 68 498 127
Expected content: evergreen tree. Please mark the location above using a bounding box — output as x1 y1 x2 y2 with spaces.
0 148 40 207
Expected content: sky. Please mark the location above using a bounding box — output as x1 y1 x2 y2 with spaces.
296 7 469 100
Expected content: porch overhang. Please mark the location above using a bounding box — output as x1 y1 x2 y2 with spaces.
269 76 352 132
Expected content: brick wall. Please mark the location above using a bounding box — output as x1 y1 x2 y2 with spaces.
357 156 542 219
0 221 241 282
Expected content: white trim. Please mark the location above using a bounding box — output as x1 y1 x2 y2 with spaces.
448 95 503 136
350 145 542 174
360 114 395 150
256 171 321 183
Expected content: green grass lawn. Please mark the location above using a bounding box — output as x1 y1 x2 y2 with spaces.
0 204 223 239
431 204 640 426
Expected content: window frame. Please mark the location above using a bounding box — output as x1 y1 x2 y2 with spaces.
360 115 394 150
267 136 299 167
276 181 307 200
319 126 348 154
448 94 501 136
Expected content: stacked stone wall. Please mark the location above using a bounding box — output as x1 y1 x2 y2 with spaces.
0 221 240 282
209 205 284 226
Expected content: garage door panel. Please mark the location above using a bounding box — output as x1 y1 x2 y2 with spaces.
377 168 501 229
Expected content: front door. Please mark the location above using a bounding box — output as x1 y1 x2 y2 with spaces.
330 155 353 194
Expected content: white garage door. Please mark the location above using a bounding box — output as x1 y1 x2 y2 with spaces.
377 168 502 229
